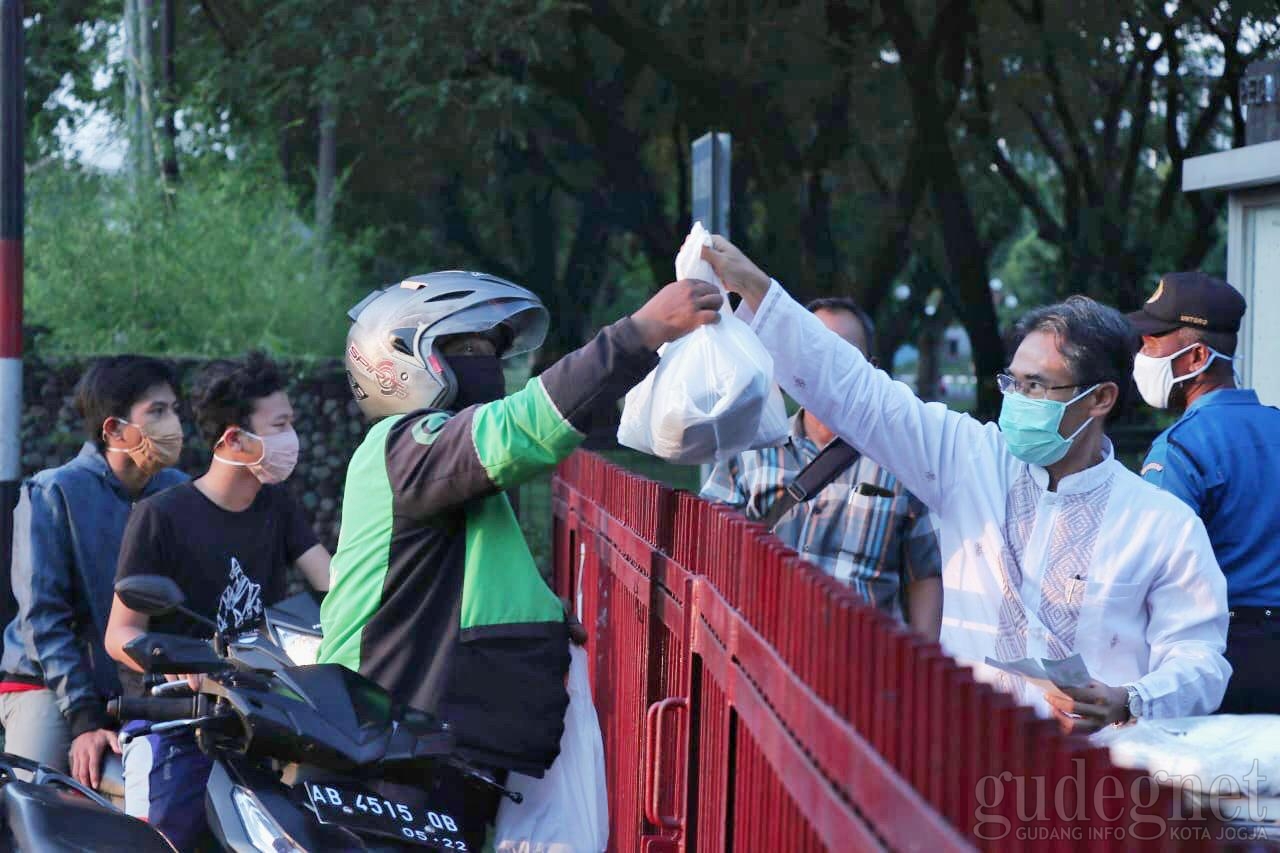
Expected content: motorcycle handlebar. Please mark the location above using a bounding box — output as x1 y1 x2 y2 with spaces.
107 696 198 722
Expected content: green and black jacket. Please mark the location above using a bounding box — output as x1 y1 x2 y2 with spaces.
318 317 658 774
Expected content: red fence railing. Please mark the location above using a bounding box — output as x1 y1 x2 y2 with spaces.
552 451 1229 852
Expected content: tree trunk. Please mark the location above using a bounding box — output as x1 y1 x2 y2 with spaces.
135 0 158 184
123 0 142 193
881 0 1004 419
916 318 942 403
928 163 1003 420
857 132 929 318
159 0 179 190
530 192 613 375
314 95 338 268
875 301 915 376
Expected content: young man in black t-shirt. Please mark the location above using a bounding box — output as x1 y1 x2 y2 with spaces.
106 352 330 851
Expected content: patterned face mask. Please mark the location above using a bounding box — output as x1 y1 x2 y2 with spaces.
103 418 184 477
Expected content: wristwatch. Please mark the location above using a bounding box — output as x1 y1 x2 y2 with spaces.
1123 684 1143 721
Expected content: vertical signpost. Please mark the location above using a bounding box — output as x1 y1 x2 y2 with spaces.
1 0 23 625
691 132 731 237
690 132 731 486
1241 59 1279 146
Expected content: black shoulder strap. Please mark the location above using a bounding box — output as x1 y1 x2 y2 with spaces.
753 438 861 531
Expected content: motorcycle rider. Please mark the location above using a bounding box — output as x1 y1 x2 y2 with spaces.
319 272 721 834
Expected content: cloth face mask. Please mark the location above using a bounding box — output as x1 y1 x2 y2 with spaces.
104 418 184 476
1133 344 1227 409
213 427 300 484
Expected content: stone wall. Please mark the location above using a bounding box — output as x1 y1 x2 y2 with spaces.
19 355 364 552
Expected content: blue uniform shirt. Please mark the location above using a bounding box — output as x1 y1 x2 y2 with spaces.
1141 388 1280 607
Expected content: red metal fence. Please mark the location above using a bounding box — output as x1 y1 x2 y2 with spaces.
552 451 1232 852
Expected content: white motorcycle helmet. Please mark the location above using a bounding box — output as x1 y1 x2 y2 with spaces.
344 271 549 419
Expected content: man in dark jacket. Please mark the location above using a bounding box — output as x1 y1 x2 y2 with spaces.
0 356 186 786
320 271 720 837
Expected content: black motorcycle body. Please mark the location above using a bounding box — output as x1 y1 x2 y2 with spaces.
0 753 175 853
109 576 504 852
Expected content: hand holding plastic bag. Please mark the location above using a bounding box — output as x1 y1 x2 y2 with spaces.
494 644 609 853
618 223 788 464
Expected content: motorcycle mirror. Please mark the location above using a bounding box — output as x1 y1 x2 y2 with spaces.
115 575 187 616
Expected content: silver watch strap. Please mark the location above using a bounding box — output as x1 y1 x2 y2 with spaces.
1124 684 1143 719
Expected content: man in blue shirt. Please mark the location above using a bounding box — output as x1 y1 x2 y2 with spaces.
1129 271 1280 714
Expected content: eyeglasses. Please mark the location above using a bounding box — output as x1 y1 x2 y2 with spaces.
995 372 1100 400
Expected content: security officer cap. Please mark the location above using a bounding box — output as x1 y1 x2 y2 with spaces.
1127 272 1246 337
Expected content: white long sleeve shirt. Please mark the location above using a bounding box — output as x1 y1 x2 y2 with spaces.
746 282 1230 719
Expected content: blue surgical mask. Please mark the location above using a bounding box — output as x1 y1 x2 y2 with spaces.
998 384 1099 467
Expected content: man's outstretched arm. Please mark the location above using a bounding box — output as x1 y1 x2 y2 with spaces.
702 237 997 510
387 278 723 518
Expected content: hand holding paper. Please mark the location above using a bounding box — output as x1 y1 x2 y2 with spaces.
986 654 1132 734
984 654 1090 702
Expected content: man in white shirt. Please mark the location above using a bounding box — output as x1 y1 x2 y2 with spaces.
700 237 1230 734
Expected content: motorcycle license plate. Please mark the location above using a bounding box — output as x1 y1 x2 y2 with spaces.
305 781 476 850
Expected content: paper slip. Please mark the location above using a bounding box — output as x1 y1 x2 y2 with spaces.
983 653 1095 702
1040 654 1093 689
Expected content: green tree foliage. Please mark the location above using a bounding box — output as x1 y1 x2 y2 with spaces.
969 0 1280 307
22 0 115 158
24 159 370 356
21 0 1280 418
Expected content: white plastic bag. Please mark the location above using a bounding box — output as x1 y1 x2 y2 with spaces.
494 644 609 853
1092 715 1280 796
617 222 789 464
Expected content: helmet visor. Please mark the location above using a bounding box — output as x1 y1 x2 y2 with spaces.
422 299 549 359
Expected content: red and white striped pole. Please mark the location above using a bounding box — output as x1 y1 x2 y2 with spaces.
1 0 23 617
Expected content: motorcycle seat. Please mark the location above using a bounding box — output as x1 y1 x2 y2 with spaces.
1 779 173 852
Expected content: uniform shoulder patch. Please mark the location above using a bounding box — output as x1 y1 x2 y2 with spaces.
410 411 453 446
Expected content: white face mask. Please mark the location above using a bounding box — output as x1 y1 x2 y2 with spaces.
1132 343 1227 409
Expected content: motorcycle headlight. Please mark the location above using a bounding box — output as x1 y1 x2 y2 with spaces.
232 785 306 853
273 626 322 666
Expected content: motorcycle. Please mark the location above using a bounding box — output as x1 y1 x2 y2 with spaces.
0 589 330 852
107 574 518 852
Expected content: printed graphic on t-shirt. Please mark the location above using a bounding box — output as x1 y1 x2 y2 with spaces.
217 557 264 633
